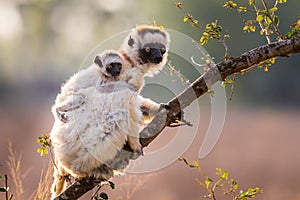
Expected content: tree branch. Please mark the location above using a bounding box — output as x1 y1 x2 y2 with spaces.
54 36 300 200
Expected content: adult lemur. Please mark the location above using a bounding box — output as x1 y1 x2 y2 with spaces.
50 25 170 198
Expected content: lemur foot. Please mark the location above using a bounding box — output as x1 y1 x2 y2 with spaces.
92 164 113 181
160 103 192 127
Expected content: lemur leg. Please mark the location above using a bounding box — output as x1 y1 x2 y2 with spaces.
139 96 161 123
92 164 114 181
139 96 184 124
55 94 85 123
51 164 69 199
127 101 143 154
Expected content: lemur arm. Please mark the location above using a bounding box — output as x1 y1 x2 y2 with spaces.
55 93 85 123
97 81 135 93
138 96 162 121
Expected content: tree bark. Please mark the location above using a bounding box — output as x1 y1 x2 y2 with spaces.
54 36 300 200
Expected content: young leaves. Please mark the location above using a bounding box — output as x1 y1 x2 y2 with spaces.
200 21 222 45
179 158 263 200
37 134 52 156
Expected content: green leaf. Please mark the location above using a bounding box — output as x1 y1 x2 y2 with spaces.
276 0 287 3
207 89 214 96
221 170 228 180
222 81 227 87
200 36 208 45
0 174 2 179
0 187 7 192
109 181 115 190
243 25 249 31
216 167 222 175
274 15 279 26
183 16 189 22
223 1 237 9
230 179 238 191
205 178 212 188
226 79 234 84
269 7 278 13
256 15 264 22
248 0 254 5
100 192 109 199
188 163 197 168
265 16 272 24
237 6 247 12
37 147 48 156
249 25 256 32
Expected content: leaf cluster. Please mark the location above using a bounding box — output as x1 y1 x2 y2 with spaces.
224 0 286 41
285 18 300 39
178 158 263 200
37 134 52 156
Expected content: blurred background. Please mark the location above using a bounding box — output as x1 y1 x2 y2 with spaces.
0 0 299 199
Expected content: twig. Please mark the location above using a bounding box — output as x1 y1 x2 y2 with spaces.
252 1 271 43
261 0 283 39
5 175 8 200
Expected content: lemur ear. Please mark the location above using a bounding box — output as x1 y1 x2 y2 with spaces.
94 55 103 67
128 36 134 47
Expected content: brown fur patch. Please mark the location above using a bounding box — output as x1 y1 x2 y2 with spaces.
121 50 135 67
135 25 167 38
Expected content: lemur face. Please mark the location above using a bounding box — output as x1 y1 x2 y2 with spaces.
125 25 170 68
139 43 166 64
94 52 123 77
105 62 122 77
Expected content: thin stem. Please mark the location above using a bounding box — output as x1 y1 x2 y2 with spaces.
252 1 271 43
229 74 236 101
261 0 283 39
219 38 229 60
176 3 229 59
91 184 102 199
175 5 201 29
166 61 191 85
5 175 8 200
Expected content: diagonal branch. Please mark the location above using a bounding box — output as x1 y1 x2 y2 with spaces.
54 36 300 200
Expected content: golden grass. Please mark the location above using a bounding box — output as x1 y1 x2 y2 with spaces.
7 142 25 199
33 162 53 200
6 142 53 200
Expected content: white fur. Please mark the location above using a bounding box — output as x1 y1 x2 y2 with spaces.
50 51 143 199
120 25 170 77
50 25 171 198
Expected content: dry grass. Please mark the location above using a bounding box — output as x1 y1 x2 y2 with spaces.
6 143 53 200
7 142 26 199
33 162 53 200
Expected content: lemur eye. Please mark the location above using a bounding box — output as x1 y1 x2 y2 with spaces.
145 47 151 53
107 65 112 71
161 47 166 54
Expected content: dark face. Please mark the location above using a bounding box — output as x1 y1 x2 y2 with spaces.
106 62 122 77
139 43 166 64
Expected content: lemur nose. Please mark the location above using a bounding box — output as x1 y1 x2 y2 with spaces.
153 56 162 63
